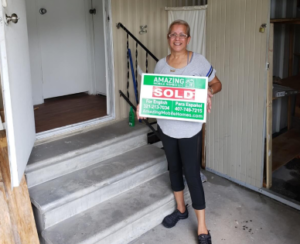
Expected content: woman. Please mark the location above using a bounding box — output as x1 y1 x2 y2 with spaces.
137 20 222 244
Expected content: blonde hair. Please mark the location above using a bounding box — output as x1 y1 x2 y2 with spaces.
168 19 191 37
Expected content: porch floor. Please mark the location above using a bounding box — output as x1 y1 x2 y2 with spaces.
130 171 300 244
34 93 107 133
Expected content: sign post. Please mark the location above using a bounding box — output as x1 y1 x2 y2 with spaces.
139 74 208 122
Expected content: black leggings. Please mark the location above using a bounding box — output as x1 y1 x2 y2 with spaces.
158 126 206 210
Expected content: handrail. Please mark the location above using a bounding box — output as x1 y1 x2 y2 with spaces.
117 22 159 138
116 22 159 62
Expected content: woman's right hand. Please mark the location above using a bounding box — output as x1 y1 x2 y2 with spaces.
136 104 147 120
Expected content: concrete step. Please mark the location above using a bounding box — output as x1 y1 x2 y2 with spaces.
30 145 167 231
42 173 191 244
26 119 149 188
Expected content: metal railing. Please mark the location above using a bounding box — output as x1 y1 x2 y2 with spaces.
117 22 160 139
116 22 158 62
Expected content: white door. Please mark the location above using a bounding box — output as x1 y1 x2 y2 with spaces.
0 0 36 187
37 0 91 99
92 0 106 95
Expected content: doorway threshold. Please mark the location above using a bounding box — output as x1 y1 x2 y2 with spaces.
206 167 300 211
260 188 300 211
35 115 115 145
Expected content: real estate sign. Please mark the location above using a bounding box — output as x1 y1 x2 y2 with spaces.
139 74 208 122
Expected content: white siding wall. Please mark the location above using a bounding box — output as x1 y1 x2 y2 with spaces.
111 0 202 119
206 0 270 188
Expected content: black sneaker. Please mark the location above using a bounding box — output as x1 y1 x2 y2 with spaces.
198 232 212 244
162 205 188 228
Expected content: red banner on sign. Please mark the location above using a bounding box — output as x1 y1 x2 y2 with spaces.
152 86 195 101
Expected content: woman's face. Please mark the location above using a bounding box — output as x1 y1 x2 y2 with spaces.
168 24 191 53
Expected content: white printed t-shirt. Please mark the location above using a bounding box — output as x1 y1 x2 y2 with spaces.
154 52 216 139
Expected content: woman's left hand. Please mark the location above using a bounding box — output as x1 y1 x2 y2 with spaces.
206 76 222 113
207 90 213 113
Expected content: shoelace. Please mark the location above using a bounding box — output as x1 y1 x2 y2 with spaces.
167 210 181 222
198 234 211 244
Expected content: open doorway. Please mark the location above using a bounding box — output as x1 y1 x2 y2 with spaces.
26 0 112 134
265 0 300 205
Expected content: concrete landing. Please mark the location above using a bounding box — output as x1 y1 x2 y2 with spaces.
131 171 300 244
42 173 190 244
27 119 148 167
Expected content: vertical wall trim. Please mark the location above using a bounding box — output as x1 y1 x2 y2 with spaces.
266 22 274 188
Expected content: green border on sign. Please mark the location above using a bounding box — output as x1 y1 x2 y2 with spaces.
143 74 206 89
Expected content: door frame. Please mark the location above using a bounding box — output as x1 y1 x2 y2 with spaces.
35 0 115 142
265 23 273 188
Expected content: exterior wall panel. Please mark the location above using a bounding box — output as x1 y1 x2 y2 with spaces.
111 0 201 119
206 0 270 188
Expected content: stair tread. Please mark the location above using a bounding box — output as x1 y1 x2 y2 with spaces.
42 173 173 244
27 119 148 169
29 145 165 212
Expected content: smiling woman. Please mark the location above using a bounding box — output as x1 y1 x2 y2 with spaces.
167 22 191 56
137 19 222 244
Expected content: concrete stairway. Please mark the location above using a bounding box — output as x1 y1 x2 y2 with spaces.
26 119 185 244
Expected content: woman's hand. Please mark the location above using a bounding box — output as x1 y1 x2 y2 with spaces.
207 90 213 113
136 104 147 120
